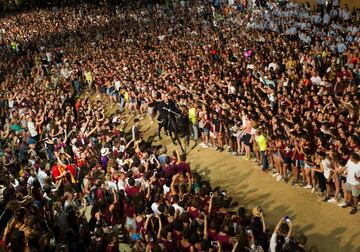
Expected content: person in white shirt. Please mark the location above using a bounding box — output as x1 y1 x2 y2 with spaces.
313 13 321 24
27 171 36 187
330 8 338 20
340 6 351 21
323 12 331 24
270 217 293 252
332 0 339 7
151 195 162 215
37 166 48 189
268 59 278 71
46 51 52 63
313 152 338 203
171 194 185 214
310 70 322 86
26 115 38 139
336 40 347 53
338 152 360 214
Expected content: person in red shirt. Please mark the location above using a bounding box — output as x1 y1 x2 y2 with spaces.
124 177 140 198
176 150 190 174
51 162 66 183
54 152 77 184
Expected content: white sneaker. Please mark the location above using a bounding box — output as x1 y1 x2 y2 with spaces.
327 197 337 203
338 201 347 207
276 175 282 181
311 188 316 193
272 172 279 177
303 184 312 189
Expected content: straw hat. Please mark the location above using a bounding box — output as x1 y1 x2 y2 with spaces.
101 148 109 156
252 206 263 217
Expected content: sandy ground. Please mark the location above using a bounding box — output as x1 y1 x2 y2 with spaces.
135 118 360 252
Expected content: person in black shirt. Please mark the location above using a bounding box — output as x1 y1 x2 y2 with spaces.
132 118 141 142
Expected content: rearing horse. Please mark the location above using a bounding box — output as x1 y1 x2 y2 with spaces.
156 101 185 152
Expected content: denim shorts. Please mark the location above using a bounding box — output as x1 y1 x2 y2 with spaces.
296 160 305 168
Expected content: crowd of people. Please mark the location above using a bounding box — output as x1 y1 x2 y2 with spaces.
0 0 360 251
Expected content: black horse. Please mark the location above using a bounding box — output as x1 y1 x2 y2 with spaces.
155 100 188 152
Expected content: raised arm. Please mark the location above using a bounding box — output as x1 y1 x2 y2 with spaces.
145 179 152 200
125 139 134 149
63 129 75 144
109 188 117 212
170 173 180 196
55 155 66 170
186 172 192 193
11 92 18 100
208 193 214 214
273 218 283 234
153 155 161 169
85 125 98 138
260 211 266 233
144 214 152 231
156 215 162 239
175 149 181 165
286 220 293 239
203 215 208 240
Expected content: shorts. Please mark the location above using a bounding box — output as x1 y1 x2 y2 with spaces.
203 128 209 135
242 134 251 146
210 131 217 139
296 160 305 168
273 152 280 158
106 88 113 95
282 156 292 164
304 163 314 169
345 182 360 197
126 217 136 231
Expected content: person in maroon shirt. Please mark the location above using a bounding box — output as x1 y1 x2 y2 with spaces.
171 218 184 247
176 150 190 174
162 156 178 178
124 177 140 198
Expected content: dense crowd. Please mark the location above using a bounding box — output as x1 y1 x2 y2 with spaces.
0 0 360 251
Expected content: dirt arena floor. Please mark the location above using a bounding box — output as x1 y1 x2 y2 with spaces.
136 118 360 252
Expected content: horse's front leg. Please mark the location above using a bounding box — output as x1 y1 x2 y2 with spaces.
169 129 177 145
158 124 162 140
177 133 185 153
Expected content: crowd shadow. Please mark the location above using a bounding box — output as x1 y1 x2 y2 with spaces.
190 151 360 251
